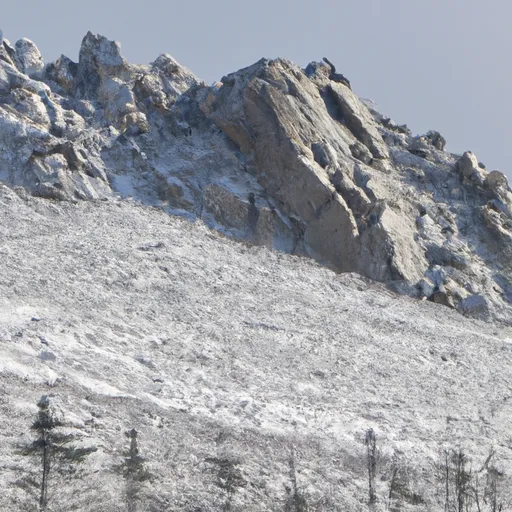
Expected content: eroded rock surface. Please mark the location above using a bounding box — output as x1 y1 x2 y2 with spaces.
0 30 511 321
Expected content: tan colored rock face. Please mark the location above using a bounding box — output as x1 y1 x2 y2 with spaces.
199 58 430 282
303 194 359 272
328 82 389 160
201 59 366 271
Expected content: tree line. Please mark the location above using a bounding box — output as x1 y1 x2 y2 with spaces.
7 396 511 511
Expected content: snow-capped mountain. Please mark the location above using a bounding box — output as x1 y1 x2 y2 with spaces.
1 31 512 511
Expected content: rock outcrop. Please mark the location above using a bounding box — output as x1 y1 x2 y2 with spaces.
14 38 44 78
0 30 511 322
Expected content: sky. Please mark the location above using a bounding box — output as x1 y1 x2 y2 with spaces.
2 0 512 178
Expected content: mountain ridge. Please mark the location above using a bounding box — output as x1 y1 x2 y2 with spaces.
1 30 511 324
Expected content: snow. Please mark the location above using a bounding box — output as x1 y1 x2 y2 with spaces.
0 188 511 510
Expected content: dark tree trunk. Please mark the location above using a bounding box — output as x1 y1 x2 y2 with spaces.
40 431 50 510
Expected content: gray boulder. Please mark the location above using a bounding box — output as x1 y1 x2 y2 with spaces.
484 170 512 216
14 38 44 78
457 294 490 320
425 130 446 151
45 55 78 94
39 351 57 362
457 151 487 186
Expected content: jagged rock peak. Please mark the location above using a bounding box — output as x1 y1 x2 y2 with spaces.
45 54 78 94
79 31 125 68
75 31 128 100
0 32 45 77
0 29 510 322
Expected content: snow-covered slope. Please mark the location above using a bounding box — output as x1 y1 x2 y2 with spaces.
1 185 512 510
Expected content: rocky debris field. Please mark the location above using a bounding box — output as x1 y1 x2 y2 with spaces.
1 187 512 510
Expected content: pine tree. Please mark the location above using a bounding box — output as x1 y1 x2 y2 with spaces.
117 428 152 512
23 395 96 510
284 445 309 512
365 428 378 505
205 455 246 511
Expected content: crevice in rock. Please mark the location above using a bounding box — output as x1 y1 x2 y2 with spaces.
320 87 345 125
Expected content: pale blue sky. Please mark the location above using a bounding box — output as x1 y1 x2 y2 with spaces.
3 0 511 177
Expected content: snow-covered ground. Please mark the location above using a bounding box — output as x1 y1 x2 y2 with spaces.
1 185 511 511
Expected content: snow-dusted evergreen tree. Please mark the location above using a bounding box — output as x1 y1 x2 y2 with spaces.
284 445 309 512
22 395 96 510
116 428 152 512
205 453 246 511
364 428 378 505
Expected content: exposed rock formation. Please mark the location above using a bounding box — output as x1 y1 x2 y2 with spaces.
0 30 511 321
457 150 487 186
322 56 351 88
14 38 44 78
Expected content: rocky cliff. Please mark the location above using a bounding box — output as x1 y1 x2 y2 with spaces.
0 31 511 321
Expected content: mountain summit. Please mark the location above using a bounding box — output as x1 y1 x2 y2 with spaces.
0 31 511 321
